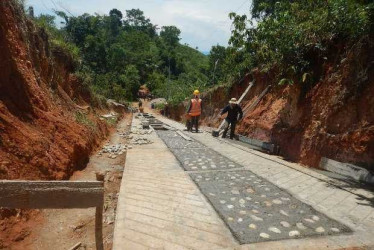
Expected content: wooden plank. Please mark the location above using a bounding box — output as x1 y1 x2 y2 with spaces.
242 85 271 115
95 173 104 250
176 131 193 141
237 81 254 104
0 181 104 209
218 85 272 139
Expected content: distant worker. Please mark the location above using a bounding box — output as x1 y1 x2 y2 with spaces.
164 102 170 117
220 98 243 139
138 99 144 113
187 90 202 132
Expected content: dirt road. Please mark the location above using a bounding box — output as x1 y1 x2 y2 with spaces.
8 114 132 250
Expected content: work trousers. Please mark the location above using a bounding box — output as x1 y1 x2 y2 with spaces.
190 116 200 132
223 120 237 139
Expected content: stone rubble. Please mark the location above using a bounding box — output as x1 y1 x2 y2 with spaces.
99 143 128 158
130 137 153 145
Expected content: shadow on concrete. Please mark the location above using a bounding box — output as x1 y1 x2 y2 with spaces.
317 169 374 208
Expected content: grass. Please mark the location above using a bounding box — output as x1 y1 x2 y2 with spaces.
75 111 96 131
105 117 118 126
154 103 166 110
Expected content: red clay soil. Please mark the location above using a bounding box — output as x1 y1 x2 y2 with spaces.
170 38 374 171
0 2 110 248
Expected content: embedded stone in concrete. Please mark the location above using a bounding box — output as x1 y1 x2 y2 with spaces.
280 221 291 228
269 227 281 234
249 224 257 229
156 130 204 149
296 222 307 230
189 170 351 244
289 230 300 237
260 233 270 239
171 147 242 171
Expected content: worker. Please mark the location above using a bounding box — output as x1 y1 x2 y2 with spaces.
164 102 169 117
220 98 243 139
187 90 202 132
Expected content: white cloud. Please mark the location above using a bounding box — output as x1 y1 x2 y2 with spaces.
27 0 252 52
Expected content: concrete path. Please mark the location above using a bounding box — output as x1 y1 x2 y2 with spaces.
113 116 236 250
113 113 374 249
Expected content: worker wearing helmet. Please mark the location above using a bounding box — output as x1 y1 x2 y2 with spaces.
187 90 202 132
220 98 243 139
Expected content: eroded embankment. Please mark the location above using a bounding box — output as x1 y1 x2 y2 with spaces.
169 38 374 171
0 1 111 247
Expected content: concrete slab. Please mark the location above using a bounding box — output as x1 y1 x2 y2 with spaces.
190 170 351 244
171 147 243 171
156 130 204 149
113 115 236 250
154 114 374 249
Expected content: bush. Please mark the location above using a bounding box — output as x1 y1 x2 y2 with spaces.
75 111 96 130
51 39 80 66
154 103 165 110
228 0 373 83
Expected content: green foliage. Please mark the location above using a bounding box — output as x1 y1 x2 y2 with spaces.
223 0 373 85
33 14 80 66
154 103 166 110
28 6 210 103
105 116 118 126
160 26 181 47
75 111 96 130
51 39 80 64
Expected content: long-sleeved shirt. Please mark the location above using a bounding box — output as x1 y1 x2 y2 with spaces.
220 104 243 122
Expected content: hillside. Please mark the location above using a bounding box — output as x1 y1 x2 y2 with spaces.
196 37 373 169
167 0 374 170
0 2 114 246
0 1 110 181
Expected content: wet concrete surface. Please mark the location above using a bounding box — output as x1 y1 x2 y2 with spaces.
157 130 242 171
190 170 351 244
156 130 203 149
156 129 351 244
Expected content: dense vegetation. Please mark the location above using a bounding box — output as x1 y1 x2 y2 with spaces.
27 0 373 104
211 0 373 85
30 8 209 104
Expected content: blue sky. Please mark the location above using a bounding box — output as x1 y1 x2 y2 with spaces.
26 0 252 52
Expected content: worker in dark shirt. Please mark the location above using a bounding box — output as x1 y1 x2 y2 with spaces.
220 98 243 139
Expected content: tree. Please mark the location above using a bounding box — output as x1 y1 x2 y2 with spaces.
208 45 227 84
108 9 123 37
34 14 56 30
124 9 156 36
118 65 141 100
160 26 181 47
54 10 69 25
38 7 209 104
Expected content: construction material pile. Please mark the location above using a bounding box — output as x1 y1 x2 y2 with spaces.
99 143 132 159
130 137 153 145
130 128 152 135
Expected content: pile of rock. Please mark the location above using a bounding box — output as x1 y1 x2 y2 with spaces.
130 128 152 135
99 143 132 159
117 131 129 138
130 137 153 145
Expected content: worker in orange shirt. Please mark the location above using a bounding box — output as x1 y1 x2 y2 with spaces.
187 90 202 133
